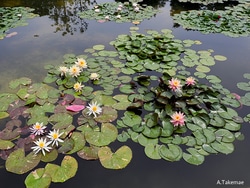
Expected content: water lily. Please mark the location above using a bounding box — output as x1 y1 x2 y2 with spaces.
170 111 186 127
105 15 110 20
73 82 84 92
116 15 121 19
90 72 100 80
186 77 196 86
75 58 87 69
47 129 64 147
134 7 140 12
95 9 100 13
58 66 68 76
30 122 46 136
133 3 138 7
168 78 182 92
86 101 102 117
31 138 52 155
69 65 81 77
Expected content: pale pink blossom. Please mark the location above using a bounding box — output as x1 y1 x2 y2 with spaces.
168 78 182 92
170 112 186 127
186 77 196 86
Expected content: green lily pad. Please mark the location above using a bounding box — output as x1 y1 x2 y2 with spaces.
9 77 32 89
94 106 118 123
144 144 161 160
6 148 41 174
159 144 183 162
77 146 99 160
45 156 78 183
98 145 132 169
25 168 52 188
0 112 9 119
0 139 15 150
85 123 118 146
183 148 205 165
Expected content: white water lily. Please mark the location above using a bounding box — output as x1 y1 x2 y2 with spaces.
69 65 81 77
90 73 100 80
29 122 46 136
75 58 87 69
47 129 64 146
73 82 84 92
58 66 68 76
31 138 52 156
86 101 102 117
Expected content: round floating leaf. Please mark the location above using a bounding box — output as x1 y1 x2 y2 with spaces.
66 132 86 154
0 139 14 150
85 123 118 146
159 144 182 162
41 149 58 163
25 168 52 188
94 106 118 123
77 146 99 160
144 144 161 160
196 65 210 73
45 156 78 183
6 148 41 174
98 146 132 169
9 77 32 89
211 141 234 154
93 44 105 50
0 112 9 119
214 55 227 61
183 148 205 165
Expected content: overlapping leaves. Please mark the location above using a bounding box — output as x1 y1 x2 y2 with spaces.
173 3 250 37
0 7 38 39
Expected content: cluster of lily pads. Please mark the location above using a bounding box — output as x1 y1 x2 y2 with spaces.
0 2 249 188
78 0 159 24
173 2 250 37
0 7 38 39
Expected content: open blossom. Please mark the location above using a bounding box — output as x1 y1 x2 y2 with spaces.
47 129 64 147
105 15 110 20
86 101 102 117
75 58 87 69
168 78 182 92
90 73 100 80
31 138 52 155
59 66 68 76
186 77 196 86
73 82 84 92
134 7 140 12
30 122 46 136
170 111 186 127
95 8 100 13
116 15 121 19
69 65 81 77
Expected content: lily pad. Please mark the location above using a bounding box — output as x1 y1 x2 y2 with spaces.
25 168 52 188
98 146 132 169
45 156 78 183
85 123 118 146
6 148 41 174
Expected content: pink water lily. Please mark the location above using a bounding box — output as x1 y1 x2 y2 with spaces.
66 105 85 112
170 111 186 127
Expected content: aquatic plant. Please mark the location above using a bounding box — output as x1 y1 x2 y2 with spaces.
78 0 159 24
173 3 250 37
0 7 38 39
0 26 246 187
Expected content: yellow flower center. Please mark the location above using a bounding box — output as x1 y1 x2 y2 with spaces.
72 68 77 73
35 125 41 129
174 115 180 120
92 106 98 112
173 81 179 86
39 142 45 148
79 61 86 66
52 133 58 139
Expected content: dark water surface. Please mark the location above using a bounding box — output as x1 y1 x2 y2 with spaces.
0 0 250 187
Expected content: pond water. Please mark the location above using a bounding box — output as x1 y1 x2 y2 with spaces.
0 0 250 187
